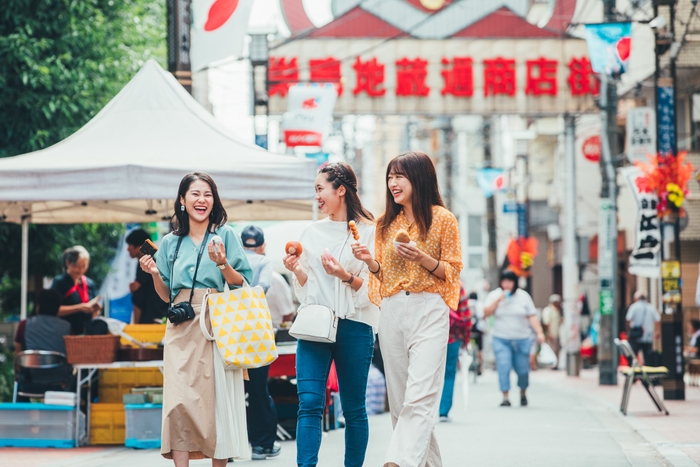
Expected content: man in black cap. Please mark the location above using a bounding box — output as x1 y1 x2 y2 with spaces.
125 229 168 324
240 225 281 460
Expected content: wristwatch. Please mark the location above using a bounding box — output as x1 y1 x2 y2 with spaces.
216 262 228 270
343 274 355 285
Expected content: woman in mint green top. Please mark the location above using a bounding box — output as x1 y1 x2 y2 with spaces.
140 172 253 465
156 224 252 302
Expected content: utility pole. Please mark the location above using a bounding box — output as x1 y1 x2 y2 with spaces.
483 119 499 289
563 115 581 376
654 0 685 400
598 0 620 386
166 0 192 93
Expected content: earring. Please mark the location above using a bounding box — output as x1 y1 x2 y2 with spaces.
180 205 185 212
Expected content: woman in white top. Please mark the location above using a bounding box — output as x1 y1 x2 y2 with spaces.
283 162 378 467
484 269 544 407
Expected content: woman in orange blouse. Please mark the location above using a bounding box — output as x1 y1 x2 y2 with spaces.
353 151 462 467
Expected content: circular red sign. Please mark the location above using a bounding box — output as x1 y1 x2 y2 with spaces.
582 135 601 162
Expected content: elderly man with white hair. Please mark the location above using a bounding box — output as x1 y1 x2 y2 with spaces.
625 290 661 365
541 294 563 369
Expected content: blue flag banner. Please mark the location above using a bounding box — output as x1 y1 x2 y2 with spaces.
476 168 506 198
584 22 632 75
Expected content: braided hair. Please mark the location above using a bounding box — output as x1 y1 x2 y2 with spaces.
320 162 374 224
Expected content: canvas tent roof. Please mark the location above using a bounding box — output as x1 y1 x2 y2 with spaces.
0 60 317 224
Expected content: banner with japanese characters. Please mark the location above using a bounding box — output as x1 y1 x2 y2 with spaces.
267 39 597 116
622 167 661 278
626 107 656 163
281 84 338 147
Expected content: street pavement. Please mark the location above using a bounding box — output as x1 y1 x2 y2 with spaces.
3 368 698 467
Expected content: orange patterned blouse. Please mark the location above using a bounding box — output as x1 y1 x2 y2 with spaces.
369 205 463 310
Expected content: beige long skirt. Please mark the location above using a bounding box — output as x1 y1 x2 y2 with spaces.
161 289 217 460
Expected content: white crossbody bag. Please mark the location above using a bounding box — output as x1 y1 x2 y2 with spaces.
289 232 351 343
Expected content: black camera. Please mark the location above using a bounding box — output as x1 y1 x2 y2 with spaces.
167 302 195 324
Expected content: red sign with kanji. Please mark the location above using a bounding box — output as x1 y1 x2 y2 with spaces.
483 57 516 96
310 57 343 95
352 57 386 97
396 57 430 97
269 57 299 97
441 57 474 97
270 55 598 99
525 57 557 96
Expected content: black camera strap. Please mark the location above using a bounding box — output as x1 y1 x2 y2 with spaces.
169 223 212 307
189 225 212 305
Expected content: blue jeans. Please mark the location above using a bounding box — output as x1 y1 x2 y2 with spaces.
439 341 461 417
492 336 532 393
296 318 374 467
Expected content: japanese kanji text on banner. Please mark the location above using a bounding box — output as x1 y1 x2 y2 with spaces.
268 39 597 116
622 167 661 278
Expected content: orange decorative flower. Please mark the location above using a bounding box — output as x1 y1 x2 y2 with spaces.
635 151 694 217
506 237 539 277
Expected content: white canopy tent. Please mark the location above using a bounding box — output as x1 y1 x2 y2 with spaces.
0 60 317 318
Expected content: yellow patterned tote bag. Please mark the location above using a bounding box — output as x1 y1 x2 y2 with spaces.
199 282 278 369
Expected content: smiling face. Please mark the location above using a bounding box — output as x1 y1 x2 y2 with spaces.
180 179 214 225
315 172 345 219
66 257 89 280
387 169 413 207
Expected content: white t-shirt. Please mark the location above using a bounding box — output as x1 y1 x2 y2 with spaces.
266 272 296 328
541 305 562 339
485 288 537 340
293 218 379 333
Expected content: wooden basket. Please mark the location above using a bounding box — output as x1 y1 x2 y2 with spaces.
64 335 120 364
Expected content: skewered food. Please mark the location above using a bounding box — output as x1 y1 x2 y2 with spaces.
348 220 360 241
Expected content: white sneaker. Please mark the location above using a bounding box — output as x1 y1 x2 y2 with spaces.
439 416 451 423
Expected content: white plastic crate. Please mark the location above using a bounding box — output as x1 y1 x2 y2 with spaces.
124 403 162 449
0 403 75 448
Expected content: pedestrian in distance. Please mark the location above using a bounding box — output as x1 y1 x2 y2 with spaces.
353 151 463 467
139 172 253 466
240 225 281 460
484 269 545 407
469 291 485 375
439 283 470 422
541 294 563 369
283 162 378 467
625 290 661 365
125 229 168 324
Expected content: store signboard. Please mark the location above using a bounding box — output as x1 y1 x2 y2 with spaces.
622 167 661 278
599 199 614 316
626 107 656 163
268 39 597 116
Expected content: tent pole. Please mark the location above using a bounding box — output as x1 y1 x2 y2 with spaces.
20 216 29 320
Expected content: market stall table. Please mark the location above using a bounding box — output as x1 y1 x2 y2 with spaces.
73 360 163 447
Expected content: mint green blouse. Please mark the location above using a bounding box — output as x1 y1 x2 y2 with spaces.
155 225 253 302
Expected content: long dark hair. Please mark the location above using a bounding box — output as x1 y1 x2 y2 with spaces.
171 172 228 236
377 152 445 241
319 162 374 225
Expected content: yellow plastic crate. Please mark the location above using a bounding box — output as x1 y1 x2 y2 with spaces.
90 403 125 445
120 324 166 347
98 368 163 403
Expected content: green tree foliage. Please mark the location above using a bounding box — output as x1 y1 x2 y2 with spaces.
0 0 167 157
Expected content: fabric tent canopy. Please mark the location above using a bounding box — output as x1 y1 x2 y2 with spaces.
0 60 317 319
0 59 317 224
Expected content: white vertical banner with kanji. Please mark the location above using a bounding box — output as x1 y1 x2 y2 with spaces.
281 84 338 147
190 0 254 72
626 107 656 164
622 167 661 278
